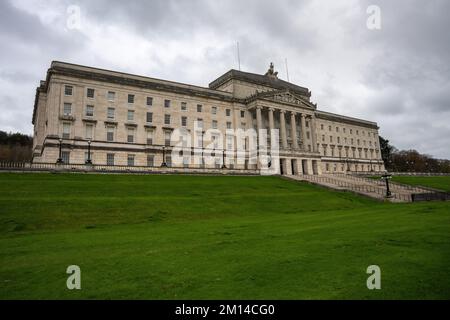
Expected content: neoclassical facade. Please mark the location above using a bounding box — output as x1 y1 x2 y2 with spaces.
32 61 385 174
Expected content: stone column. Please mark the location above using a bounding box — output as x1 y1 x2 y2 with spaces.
256 106 263 132
310 115 318 152
290 112 298 149
301 114 307 151
280 110 288 149
268 108 275 131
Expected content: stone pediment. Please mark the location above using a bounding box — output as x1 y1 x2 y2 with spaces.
248 89 316 109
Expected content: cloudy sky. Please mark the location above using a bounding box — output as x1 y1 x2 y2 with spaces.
1 0 449 158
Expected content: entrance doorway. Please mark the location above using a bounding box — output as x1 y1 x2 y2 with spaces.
291 159 296 175
302 160 308 175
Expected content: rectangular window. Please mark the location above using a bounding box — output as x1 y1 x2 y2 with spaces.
321 124 324 130
85 124 93 140
62 123 71 139
62 151 70 163
146 112 153 123
337 137 340 143
329 136 333 143
307 132 310 139
226 122 232 129
107 107 115 119
127 128 135 143
107 91 115 101
181 116 187 127
164 99 171 108
226 109 231 117
240 110 245 118
212 106 217 115
64 85 73 96
128 94 135 104
63 103 72 115
147 155 154 167
329 125 332 131
197 104 202 112
127 154 135 166
85 105 94 117
164 114 171 125
336 127 339 132
350 129 353 134
165 131 171 146
87 88 95 98
197 118 203 129
166 155 172 167
147 130 153 145
181 102 187 111
127 110 135 121
107 153 115 166
306 121 309 128
147 97 153 106
183 157 189 168
107 126 114 142
212 120 218 129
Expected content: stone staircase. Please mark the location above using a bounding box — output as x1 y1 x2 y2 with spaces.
287 173 436 202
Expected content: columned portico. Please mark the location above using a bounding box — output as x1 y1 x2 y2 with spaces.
290 112 298 149
300 114 307 151
279 110 288 149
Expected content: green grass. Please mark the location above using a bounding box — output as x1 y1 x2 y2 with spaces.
0 173 449 299
390 176 450 192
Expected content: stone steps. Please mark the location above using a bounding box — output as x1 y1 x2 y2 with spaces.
286 174 433 202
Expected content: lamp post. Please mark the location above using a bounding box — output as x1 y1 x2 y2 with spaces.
56 138 63 164
85 140 92 165
222 149 227 169
381 174 392 198
201 130 205 168
161 146 167 167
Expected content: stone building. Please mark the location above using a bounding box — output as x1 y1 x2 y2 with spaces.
32 61 385 174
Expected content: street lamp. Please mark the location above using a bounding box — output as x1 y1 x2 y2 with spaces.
222 149 227 169
201 130 205 168
85 140 92 165
161 146 167 167
56 138 63 164
381 174 393 198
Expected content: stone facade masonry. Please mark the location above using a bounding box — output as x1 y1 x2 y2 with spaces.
32 61 385 174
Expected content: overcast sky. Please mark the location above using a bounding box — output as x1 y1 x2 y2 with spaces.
1 0 449 158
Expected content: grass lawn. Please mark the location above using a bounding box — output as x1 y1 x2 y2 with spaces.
390 176 450 192
0 173 449 299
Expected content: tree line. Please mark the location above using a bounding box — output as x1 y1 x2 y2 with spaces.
379 136 450 173
0 131 33 162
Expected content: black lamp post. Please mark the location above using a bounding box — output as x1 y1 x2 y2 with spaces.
56 138 63 163
381 174 392 198
161 146 167 167
85 140 92 164
222 149 227 169
201 131 205 168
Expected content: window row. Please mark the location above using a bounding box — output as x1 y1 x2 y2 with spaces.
64 85 235 115
319 123 377 138
320 134 378 147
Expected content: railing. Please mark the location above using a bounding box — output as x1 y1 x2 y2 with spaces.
0 161 259 175
301 174 415 202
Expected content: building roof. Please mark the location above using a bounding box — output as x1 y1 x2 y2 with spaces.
209 69 311 97
315 110 378 129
